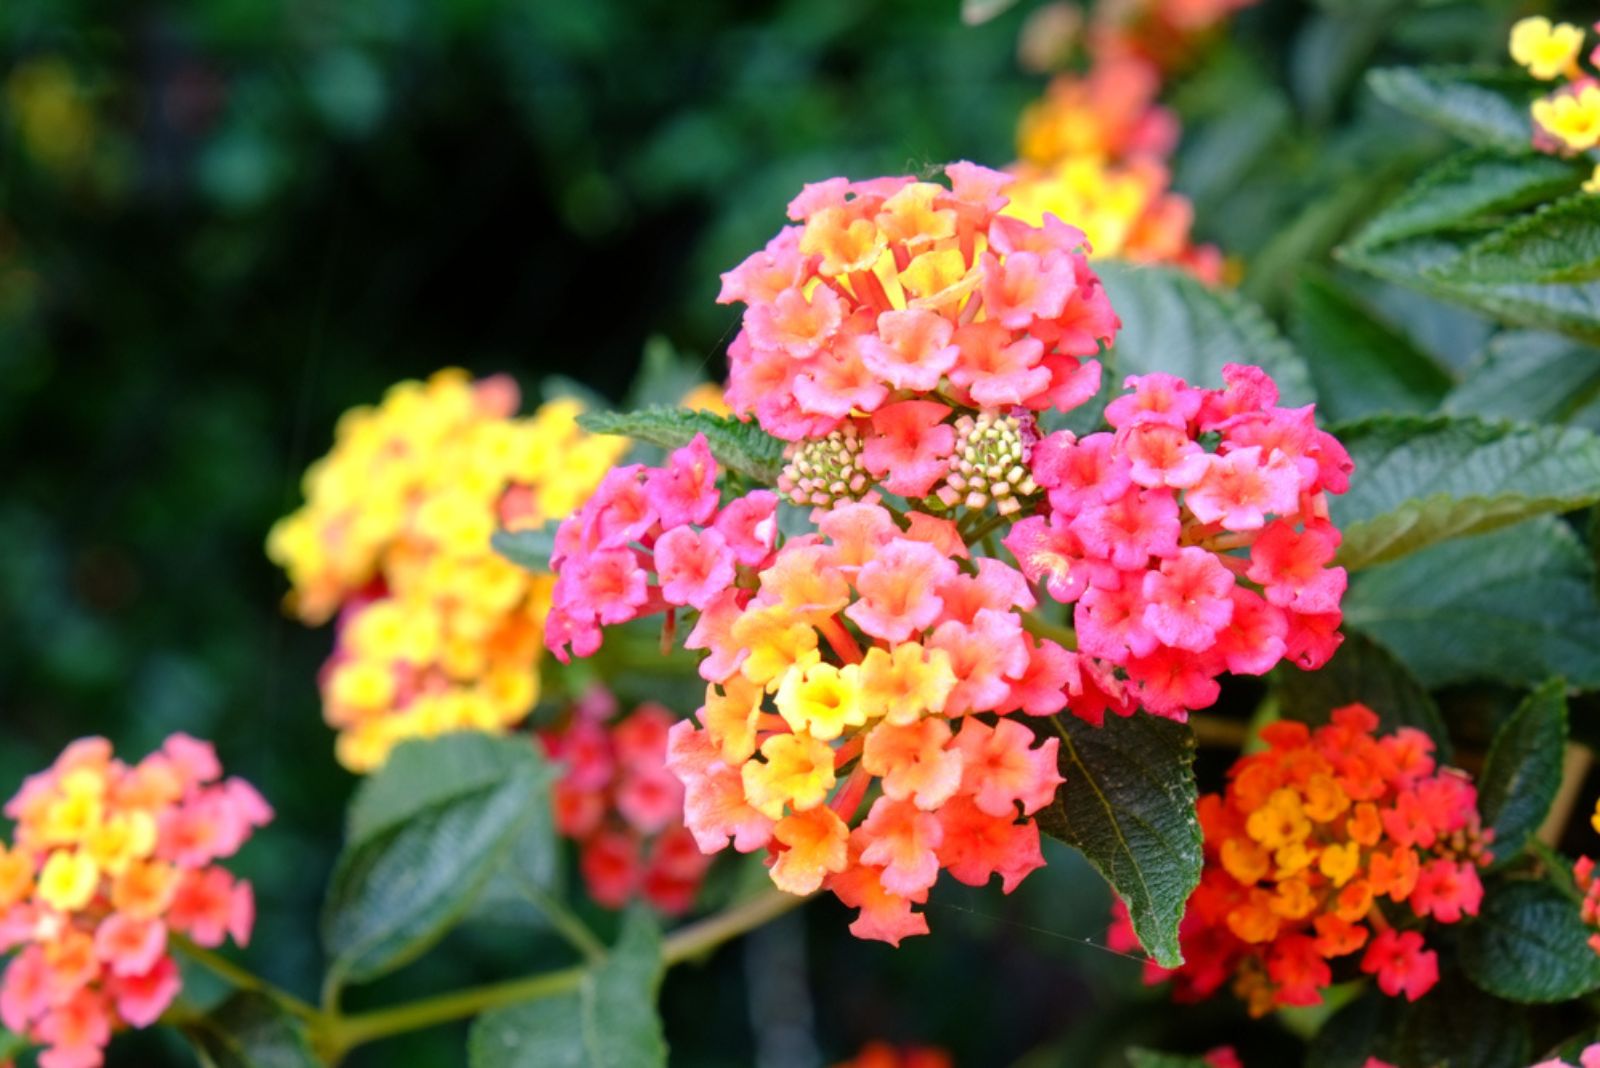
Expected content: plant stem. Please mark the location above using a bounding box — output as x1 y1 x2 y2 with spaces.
1019 612 1077 651
523 887 608 964
171 935 322 1024
324 889 808 1058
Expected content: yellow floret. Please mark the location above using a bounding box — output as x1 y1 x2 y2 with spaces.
1510 16 1585 81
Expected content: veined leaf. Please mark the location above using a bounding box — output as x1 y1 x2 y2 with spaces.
1445 330 1600 427
1439 194 1600 286
183 992 318 1068
577 407 785 484
1273 631 1449 757
1461 879 1600 1003
1367 66 1536 151
1478 680 1568 868
1351 150 1584 249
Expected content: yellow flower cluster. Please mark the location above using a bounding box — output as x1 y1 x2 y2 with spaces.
268 369 625 771
1511 16 1600 186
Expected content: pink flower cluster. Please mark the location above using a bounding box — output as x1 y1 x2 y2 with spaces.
545 434 780 661
538 690 712 915
1004 365 1352 718
717 162 1118 445
665 500 1077 945
0 736 272 1068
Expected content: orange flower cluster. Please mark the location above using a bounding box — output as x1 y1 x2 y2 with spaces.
1007 54 1222 283
0 736 271 1068
832 1041 952 1068
1116 705 1490 1015
267 370 625 771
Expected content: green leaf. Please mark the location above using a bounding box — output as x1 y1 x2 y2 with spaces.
1383 971 1530 1068
576 407 784 484
469 909 666 1068
1366 66 1536 151
1478 679 1568 867
326 735 550 986
1289 271 1452 423
1125 1050 1211 1068
491 524 559 574
1461 879 1600 1003
1097 262 1315 405
183 992 319 1068
0 1029 26 1061
1441 194 1600 286
1329 414 1600 570
1343 518 1600 689
1445 330 1600 427
1305 986 1384 1068
1034 713 1201 969
1352 150 1584 249
624 335 711 412
1273 630 1449 757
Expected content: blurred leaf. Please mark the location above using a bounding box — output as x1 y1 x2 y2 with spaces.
623 336 713 412
577 407 785 484
468 909 666 1068
1352 150 1584 249
1478 679 1568 867
960 0 1019 26
1034 713 1200 969
1125 1050 1211 1068
1273 631 1449 756
1329 414 1600 570
492 524 560 574
1438 194 1600 285
1445 331 1600 426
1305 985 1384 1068
326 736 549 986
1461 879 1600 1002
1366 66 1535 151
1383 971 1530 1068
1290 271 1452 423
183 992 318 1068
1098 263 1315 404
1343 518 1600 689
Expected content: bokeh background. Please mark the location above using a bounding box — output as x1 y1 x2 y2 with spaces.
0 0 1530 1064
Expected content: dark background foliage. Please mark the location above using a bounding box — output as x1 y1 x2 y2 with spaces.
0 0 1558 1064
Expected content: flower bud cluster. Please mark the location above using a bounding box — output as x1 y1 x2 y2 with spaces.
0 736 271 1068
1005 365 1352 719
268 370 626 771
538 690 712 915
1115 705 1490 1015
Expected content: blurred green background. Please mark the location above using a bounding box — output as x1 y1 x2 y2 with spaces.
0 0 1533 1064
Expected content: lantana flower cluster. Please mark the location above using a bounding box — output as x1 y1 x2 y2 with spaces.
1117 705 1490 1015
267 369 625 771
1008 54 1223 283
1510 16 1600 192
1005 364 1351 718
538 689 712 915
0 735 272 1068
832 1041 952 1068
1569 797 1600 958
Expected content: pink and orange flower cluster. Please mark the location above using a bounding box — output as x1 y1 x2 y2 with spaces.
1118 705 1490 1015
1005 364 1351 719
539 689 712 915
0 736 271 1068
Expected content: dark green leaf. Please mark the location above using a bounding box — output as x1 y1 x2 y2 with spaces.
1125 1050 1211 1068
1035 713 1200 969
1352 150 1584 249
491 524 559 574
469 909 666 1068
1098 262 1315 405
1329 414 1600 570
1445 330 1600 427
1461 879 1600 1002
1367 66 1536 151
1305 986 1385 1068
1383 971 1530 1068
1343 518 1600 689
326 735 549 985
183 992 319 1068
1290 271 1452 423
1441 194 1600 285
1274 631 1449 757
1478 679 1568 867
576 407 784 484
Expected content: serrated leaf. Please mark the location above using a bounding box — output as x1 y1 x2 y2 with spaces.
1445 330 1600 427
1329 414 1600 570
576 407 784 484
1440 194 1600 285
183 992 319 1068
326 739 547 986
1097 262 1315 405
1343 518 1600 689
1367 66 1536 151
1478 680 1568 867
491 525 559 574
1290 271 1451 423
1034 713 1200 969
469 909 666 1068
1273 631 1449 758
1352 150 1584 249
1461 879 1600 1003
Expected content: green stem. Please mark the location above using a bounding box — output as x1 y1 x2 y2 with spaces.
171 935 322 1024
324 889 807 1059
523 887 607 963
1020 612 1077 651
